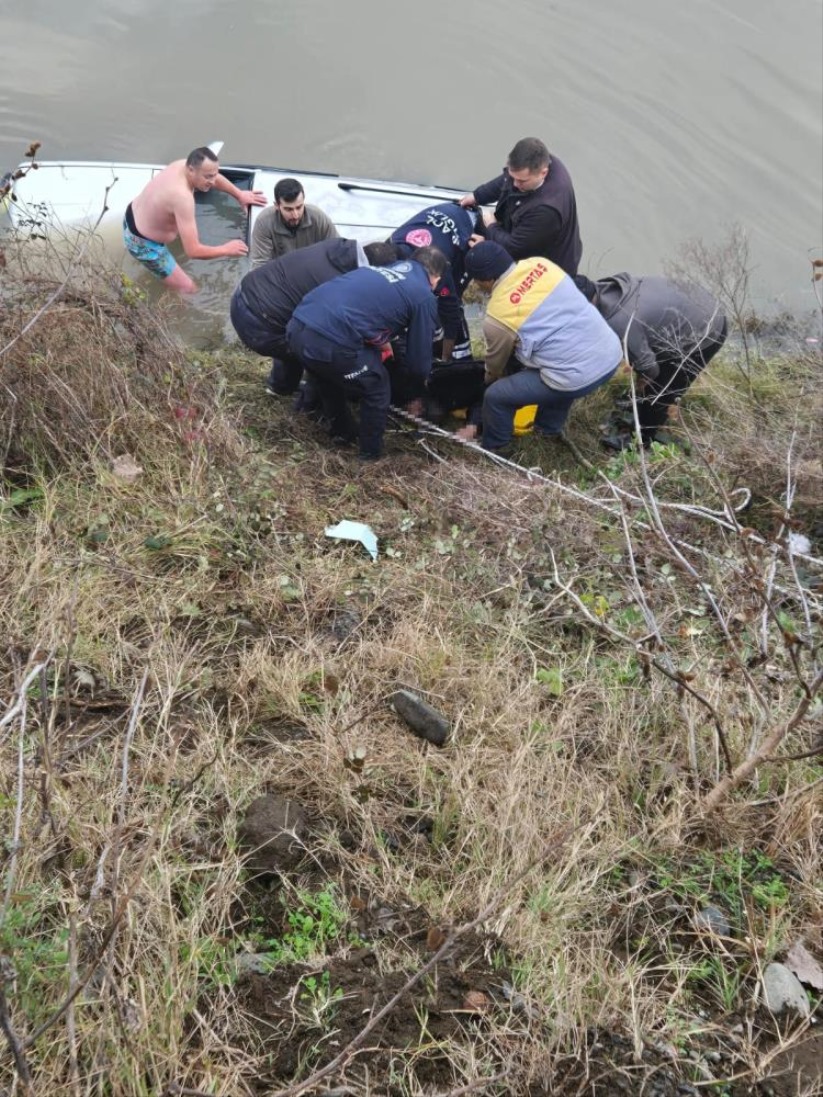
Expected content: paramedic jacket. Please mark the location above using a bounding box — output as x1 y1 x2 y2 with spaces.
290 259 440 378
390 203 474 342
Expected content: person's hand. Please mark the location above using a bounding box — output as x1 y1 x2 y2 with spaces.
221 239 249 257
482 209 497 228
239 189 268 209
468 233 485 248
455 424 479 441
458 193 476 208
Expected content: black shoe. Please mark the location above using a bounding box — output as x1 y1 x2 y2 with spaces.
358 451 383 463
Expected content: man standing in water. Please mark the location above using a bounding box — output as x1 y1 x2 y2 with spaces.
123 147 267 293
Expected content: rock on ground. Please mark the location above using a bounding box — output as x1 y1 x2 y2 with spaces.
237 793 308 874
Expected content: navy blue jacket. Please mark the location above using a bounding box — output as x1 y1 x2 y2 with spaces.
292 260 439 377
390 202 475 341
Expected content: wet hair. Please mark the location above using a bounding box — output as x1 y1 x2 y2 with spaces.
274 178 305 204
186 147 219 169
507 137 551 173
410 245 448 280
363 241 402 266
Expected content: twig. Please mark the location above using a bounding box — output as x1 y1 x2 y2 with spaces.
702 668 823 811
0 660 49 741
2 686 28 920
0 958 32 1093
549 549 735 774
266 822 579 1097
0 179 117 360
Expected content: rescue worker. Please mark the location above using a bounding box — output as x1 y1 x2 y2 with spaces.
286 247 447 461
390 201 477 361
574 273 728 449
458 242 621 453
460 137 582 275
229 239 399 396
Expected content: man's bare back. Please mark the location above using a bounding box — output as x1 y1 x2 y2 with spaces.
124 147 267 293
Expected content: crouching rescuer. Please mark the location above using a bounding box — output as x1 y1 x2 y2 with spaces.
286 247 447 460
460 242 623 452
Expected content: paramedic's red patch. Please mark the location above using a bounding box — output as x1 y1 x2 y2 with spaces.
405 228 433 247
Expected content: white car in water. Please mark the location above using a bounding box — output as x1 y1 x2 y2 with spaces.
1 141 466 250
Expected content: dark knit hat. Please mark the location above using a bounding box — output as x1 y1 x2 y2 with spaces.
465 241 513 282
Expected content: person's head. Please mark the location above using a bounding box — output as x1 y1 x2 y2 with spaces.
506 137 551 193
464 241 514 291
274 178 306 227
410 245 449 287
185 147 220 191
364 241 402 266
572 274 599 307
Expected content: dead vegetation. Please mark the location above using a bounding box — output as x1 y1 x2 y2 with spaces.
0 249 821 1096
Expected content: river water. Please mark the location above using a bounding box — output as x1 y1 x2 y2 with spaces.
1 0 822 328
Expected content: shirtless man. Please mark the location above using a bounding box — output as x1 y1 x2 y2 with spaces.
123 146 267 293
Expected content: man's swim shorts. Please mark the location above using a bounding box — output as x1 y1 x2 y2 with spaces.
122 203 177 279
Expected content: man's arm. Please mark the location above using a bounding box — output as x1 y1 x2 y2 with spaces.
624 322 660 380
250 208 276 268
174 193 248 259
485 205 562 260
212 173 267 209
482 316 517 382
404 297 440 376
470 174 506 207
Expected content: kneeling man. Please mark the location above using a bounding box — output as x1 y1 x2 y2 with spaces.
461 242 622 452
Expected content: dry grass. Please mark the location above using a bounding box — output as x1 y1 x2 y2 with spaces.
0 258 821 1096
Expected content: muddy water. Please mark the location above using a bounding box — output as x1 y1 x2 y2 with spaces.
1 0 821 333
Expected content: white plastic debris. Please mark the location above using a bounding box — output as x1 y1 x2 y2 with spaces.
324 520 378 561
788 531 812 555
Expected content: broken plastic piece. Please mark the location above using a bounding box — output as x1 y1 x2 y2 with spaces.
325 519 378 561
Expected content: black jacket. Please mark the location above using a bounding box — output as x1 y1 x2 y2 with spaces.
473 154 582 275
240 238 362 331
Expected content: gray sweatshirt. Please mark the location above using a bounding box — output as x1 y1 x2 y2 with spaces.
595 273 726 380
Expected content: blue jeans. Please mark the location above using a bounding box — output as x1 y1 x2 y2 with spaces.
482 366 617 450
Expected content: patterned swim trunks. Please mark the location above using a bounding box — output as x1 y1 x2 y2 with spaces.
122 218 177 279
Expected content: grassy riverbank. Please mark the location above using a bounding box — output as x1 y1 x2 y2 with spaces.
0 263 821 1096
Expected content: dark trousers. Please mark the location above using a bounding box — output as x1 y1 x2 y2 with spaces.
638 323 728 437
230 287 303 394
286 319 389 458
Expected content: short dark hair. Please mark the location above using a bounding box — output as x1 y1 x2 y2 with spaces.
364 241 401 266
274 178 305 204
186 147 219 169
507 137 551 173
410 246 449 280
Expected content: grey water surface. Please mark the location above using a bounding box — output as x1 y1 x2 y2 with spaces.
1 0 821 333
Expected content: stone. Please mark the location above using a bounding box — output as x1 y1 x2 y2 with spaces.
389 689 450 746
237 793 308 874
762 962 811 1018
694 905 731 937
